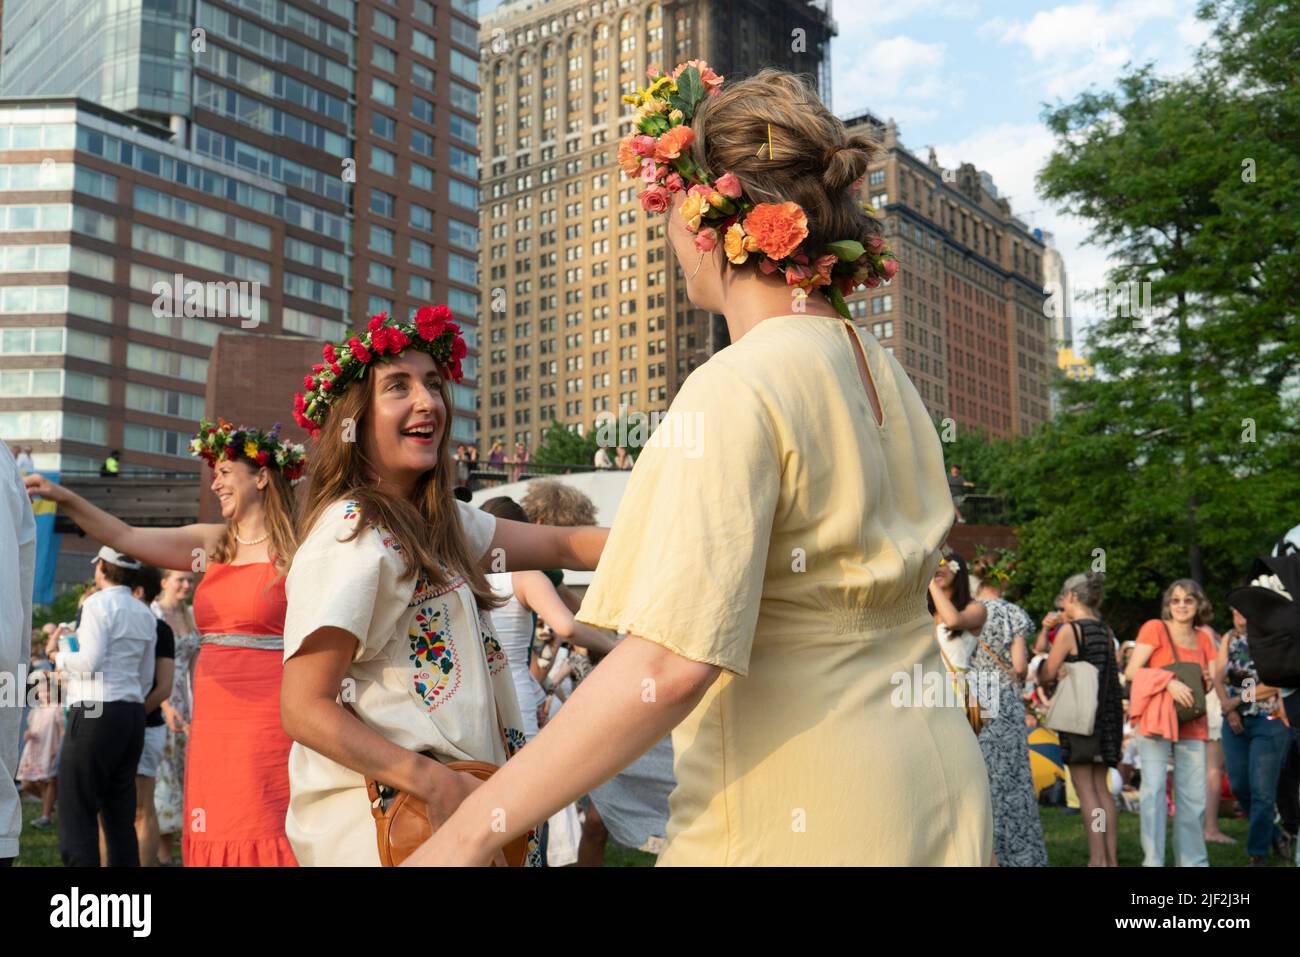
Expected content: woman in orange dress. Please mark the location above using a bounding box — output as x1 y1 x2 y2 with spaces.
25 420 305 866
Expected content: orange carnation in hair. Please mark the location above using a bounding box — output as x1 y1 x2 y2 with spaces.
653 125 695 164
742 202 809 261
617 136 642 178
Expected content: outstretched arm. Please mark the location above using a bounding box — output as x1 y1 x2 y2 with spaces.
513 571 618 656
484 517 608 573
402 635 719 866
24 473 221 571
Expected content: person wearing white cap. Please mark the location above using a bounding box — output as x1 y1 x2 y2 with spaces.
48 545 157 866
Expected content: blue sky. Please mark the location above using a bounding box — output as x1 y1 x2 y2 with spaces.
480 0 1217 348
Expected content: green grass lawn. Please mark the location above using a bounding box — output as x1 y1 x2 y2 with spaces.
15 798 1290 867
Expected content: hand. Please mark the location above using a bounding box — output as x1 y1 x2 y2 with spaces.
1043 611 1062 630
45 635 58 657
1226 711 1244 736
1167 679 1195 709
23 473 66 503
404 767 507 867
162 702 183 734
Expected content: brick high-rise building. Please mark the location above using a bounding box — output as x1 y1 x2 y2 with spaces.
841 112 1053 438
0 0 486 483
477 0 834 452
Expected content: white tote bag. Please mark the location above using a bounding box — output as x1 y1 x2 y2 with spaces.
1043 659 1100 736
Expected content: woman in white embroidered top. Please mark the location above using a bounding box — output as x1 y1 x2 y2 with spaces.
279 308 608 867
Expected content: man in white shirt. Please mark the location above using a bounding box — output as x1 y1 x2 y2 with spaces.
1 442 36 866
52 546 157 866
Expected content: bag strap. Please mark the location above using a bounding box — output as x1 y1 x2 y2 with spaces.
978 638 1019 686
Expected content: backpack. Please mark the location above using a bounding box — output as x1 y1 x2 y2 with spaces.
1226 535 1300 688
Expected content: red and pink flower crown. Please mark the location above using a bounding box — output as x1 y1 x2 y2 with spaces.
292 306 467 437
618 60 899 317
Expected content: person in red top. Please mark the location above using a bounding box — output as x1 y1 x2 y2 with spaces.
1124 578 1220 867
26 421 306 866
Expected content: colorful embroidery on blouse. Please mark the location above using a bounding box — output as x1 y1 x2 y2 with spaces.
409 573 468 609
479 612 508 678
409 602 460 711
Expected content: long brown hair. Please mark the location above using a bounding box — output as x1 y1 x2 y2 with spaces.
210 460 298 572
293 365 501 610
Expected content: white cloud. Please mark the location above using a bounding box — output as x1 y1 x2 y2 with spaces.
834 35 961 122
991 0 1203 99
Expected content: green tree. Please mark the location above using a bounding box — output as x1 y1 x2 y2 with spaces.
530 419 600 470
1014 0 1300 634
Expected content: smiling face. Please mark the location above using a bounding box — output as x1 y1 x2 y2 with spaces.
210 458 266 521
161 570 194 604
932 559 955 589
1167 585 1199 625
361 350 447 496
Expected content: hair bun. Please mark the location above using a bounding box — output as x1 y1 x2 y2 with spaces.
821 136 877 192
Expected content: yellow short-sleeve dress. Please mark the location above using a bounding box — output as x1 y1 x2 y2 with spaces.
577 313 992 865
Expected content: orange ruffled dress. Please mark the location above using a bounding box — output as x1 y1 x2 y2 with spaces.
184 562 298 866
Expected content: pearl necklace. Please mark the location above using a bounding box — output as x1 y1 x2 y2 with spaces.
234 527 269 546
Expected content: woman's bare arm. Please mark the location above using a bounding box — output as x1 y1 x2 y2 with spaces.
1123 642 1156 685
513 571 617 656
1011 634 1028 681
281 627 458 799
24 474 222 571
484 518 608 573
1040 622 1077 686
930 582 987 632
402 636 719 865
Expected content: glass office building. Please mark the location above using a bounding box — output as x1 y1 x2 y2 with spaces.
0 0 485 471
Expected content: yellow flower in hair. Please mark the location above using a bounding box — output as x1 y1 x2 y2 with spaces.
679 193 706 232
243 440 259 459
646 75 675 97
724 223 759 264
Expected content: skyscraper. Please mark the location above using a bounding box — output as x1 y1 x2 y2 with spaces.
841 113 1054 438
0 0 485 476
476 0 834 453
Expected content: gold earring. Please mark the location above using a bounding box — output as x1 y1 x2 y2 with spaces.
691 249 706 279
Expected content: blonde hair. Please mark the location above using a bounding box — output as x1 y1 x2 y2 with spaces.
1162 578 1214 626
689 68 885 259
520 479 597 527
293 367 501 611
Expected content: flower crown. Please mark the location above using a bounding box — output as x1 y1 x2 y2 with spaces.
618 60 899 319
975 546 1018 586
190 419 307 482
292 306 467 437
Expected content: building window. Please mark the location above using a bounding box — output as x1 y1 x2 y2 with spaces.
412 30 436 60
369 262 393 288
370 189 395 218
372 77 397 106
373 9 397 39
410 204 434 232
412 129 434 157
410 239 433 268
370 145 396 176
371 112 396 140
372 45 396 72
410 163 434 191
412 95 435 125
368 224 394 256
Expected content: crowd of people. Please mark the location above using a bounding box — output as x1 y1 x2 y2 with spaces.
1 63 1296 871
932 547 1300 868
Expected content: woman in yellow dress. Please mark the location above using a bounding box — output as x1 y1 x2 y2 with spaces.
407 64 992 866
